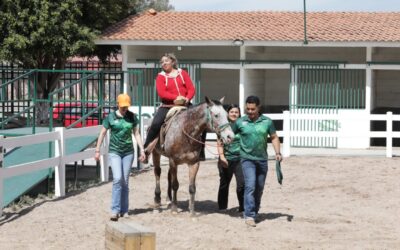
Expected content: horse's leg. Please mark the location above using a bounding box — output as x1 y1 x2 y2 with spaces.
153 152 162 208
188 162 200 216
167 168 172 202
168 160 179 213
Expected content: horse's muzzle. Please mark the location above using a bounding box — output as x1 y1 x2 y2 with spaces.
222 133 234 144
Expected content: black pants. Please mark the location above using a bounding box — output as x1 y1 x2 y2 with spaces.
217 158 244 211
144 107 170 148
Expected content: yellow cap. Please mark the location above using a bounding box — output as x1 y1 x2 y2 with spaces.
117 94 131 107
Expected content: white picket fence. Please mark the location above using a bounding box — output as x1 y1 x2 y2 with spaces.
1 112 399 216
0 125 109 217
271 111 400 158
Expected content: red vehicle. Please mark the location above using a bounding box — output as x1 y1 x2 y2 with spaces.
53 102 111 128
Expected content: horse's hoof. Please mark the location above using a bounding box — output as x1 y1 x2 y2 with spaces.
171 211 178 215
191 217 198 222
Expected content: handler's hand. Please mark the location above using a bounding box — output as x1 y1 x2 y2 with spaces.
138 151 146 162
95 151 100 161
275 153 283 162
219 157 229 168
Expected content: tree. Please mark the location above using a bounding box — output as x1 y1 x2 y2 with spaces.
0 0 173 123
132 0 174 13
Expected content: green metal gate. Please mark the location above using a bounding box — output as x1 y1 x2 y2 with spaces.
289 64 340 148
290 64 366 148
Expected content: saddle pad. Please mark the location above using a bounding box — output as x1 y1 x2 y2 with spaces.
159 106 187 148
165 106 187 121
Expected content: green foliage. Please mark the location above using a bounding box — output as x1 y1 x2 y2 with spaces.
0 0 173 99
0 0 174 67
132 0 174 14
0 0 95 68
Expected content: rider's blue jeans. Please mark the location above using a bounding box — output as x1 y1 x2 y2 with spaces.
241 159 268 220
109 153 134 215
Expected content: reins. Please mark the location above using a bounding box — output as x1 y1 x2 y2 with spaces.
181 106 230 156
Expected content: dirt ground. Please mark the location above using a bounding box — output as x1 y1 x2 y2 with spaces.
1 156 399 249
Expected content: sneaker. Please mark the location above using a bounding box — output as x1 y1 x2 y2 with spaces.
110 214 119 221
119 213 129 218
245 218 256 227
218 208 228 213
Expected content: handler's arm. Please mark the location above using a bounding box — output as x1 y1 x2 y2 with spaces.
270 133 282 162
133 127 146 162
217 139 228 167
95 127 107 161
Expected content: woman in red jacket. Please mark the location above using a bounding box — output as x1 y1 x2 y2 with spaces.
143 53 196 157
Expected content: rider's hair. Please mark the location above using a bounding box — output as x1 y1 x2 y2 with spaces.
160 53 178 69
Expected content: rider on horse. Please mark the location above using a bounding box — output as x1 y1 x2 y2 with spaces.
143 53 196 162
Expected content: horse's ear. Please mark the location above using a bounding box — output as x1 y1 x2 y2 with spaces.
205 96 214 106
219 96 225 104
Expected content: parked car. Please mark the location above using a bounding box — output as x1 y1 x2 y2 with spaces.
53 102 112 128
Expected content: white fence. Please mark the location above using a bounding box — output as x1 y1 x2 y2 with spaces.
1 111 399 216
0 126 109 217
272 111 400 158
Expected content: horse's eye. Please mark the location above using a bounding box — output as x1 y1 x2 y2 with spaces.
214 114 219 118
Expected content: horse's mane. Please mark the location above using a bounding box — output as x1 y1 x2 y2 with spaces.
187 99 222 110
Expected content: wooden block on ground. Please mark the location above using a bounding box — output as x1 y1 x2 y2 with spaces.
105 220 156 250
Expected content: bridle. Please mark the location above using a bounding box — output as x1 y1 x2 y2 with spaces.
206 107 231 136
181 105 230 151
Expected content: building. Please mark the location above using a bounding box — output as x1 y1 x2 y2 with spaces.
96 10 400 148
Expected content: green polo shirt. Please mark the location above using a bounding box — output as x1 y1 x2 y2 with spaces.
231 115 276 161
103 111 139 156
223 132 241 161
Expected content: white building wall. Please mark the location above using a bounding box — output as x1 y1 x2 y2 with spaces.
372 48 400 61
244 69 265 105
375 70 400 108
264 69 290 107
201 69 239 104
246 46 366 63
127 45 240 63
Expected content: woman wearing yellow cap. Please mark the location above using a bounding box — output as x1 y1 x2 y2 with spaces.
95 93 146 221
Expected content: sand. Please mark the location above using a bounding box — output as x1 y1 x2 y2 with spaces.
1 156 399 249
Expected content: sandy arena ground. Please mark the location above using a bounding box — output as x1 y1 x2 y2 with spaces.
1 156 399 249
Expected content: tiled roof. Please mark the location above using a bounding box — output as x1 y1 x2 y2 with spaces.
99 11 400 43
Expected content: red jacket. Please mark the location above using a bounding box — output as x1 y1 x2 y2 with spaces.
156 68 195 105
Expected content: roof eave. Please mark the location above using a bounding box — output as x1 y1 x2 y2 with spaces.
95 39 400 48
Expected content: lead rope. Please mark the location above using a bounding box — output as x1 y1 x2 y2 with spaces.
181 129 222 156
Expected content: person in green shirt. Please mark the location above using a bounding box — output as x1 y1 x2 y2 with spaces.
231 95 282 227
217 104 244 212
95 94 146 221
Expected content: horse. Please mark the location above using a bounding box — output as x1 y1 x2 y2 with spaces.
152 97 234 216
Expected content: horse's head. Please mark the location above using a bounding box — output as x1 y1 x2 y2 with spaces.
205 97 234 144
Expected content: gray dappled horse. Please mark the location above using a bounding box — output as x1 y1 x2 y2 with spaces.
152 97 234 216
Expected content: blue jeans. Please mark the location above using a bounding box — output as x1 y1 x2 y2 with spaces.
109 153 134 215
241 159 268 219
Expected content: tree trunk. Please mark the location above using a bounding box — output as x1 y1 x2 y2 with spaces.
34 71 62 126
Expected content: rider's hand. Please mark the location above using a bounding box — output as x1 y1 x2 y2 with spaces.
173 96 186 105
